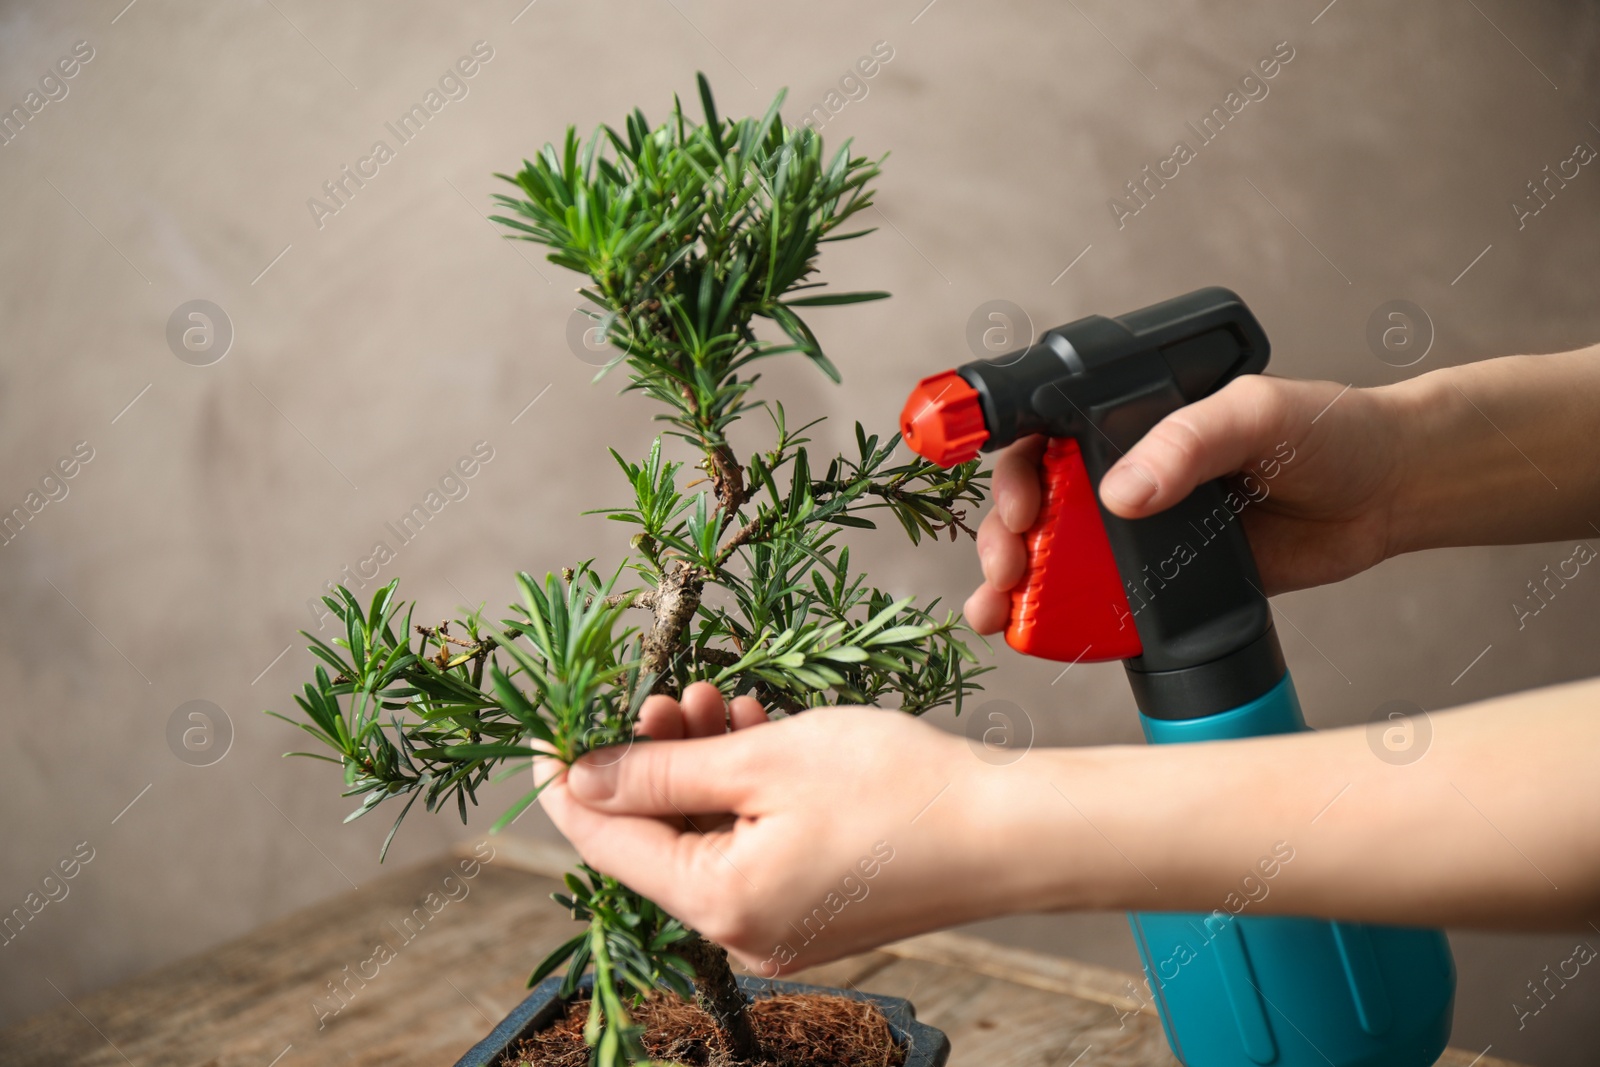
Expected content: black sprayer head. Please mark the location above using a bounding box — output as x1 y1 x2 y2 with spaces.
901 287 1285 720
957 286 1271 454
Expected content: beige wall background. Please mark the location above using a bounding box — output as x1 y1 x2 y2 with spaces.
2 0 1598 1063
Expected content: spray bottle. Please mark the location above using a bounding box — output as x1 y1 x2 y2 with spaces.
900 287 1454 1067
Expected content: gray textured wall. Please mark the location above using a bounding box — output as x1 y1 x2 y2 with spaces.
2 1 1598 1064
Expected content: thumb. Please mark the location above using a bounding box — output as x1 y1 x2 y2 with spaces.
1098 375 1289 518
567 731 761 815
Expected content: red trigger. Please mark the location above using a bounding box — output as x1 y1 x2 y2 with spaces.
1006 438 1144 662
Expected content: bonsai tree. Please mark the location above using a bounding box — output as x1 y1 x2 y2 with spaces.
271 75 988 1066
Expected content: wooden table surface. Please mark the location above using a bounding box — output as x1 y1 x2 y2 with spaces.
0 836 1526 1067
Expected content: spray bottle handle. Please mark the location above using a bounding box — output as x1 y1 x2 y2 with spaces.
1006 438 1144 663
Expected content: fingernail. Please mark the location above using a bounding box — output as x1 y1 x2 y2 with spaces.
1101 463 1156 509
567 758 617 801
977 543 996 578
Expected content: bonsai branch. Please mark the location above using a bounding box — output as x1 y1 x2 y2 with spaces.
707 442 750 516
713 515 767 568
676 380 751 520
584 589 659 611
416 622 476 648
816 479 981 540
414 625 497 672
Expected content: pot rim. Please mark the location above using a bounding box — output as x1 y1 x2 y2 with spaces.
451 972 951 1067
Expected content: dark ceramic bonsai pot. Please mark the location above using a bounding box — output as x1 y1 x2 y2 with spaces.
453 973 951 1067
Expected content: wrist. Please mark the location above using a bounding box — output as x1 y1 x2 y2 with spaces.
971 736 1332 919
1376 350 1600 553
973 743 1159 917
1371 371 1465 558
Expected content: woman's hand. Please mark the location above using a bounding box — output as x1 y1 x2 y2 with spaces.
964 375 1409 633
539 683 1014 975
542 679 1600 966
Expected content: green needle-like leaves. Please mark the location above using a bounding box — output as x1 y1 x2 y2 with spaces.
269 74 990 1067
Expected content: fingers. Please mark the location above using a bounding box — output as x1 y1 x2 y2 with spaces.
638 683 770 741
567 728 764 815
540 775 701 905
530 753 567 809
729 695 769 730
545 773 750 928
680 682 728 738
992 435 1047 533
637 694 686 741
976 508 1028 591
967 437 1042 634
1100 376 1287 518
963 581 1011 634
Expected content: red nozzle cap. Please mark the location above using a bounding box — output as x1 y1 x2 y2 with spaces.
900 371 989 467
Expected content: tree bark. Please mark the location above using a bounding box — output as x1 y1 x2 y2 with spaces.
680 933 761 1062
707 443 750 517
640 561 703 695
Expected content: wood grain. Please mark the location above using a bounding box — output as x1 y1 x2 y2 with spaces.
0 837 1530 1067
879 930 1152 1016
0 841 565 1067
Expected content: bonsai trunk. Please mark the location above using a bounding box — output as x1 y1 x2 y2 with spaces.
641 560 703 695
680 933 761 1061
633 431 763 1060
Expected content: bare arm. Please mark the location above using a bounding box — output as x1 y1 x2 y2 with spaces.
997 676 1600 930
1388 348 1600 553
542 679 1600 974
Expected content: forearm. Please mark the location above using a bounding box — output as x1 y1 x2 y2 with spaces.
988 677 1600 929
1384 345 1600 554
546 687 1596 972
